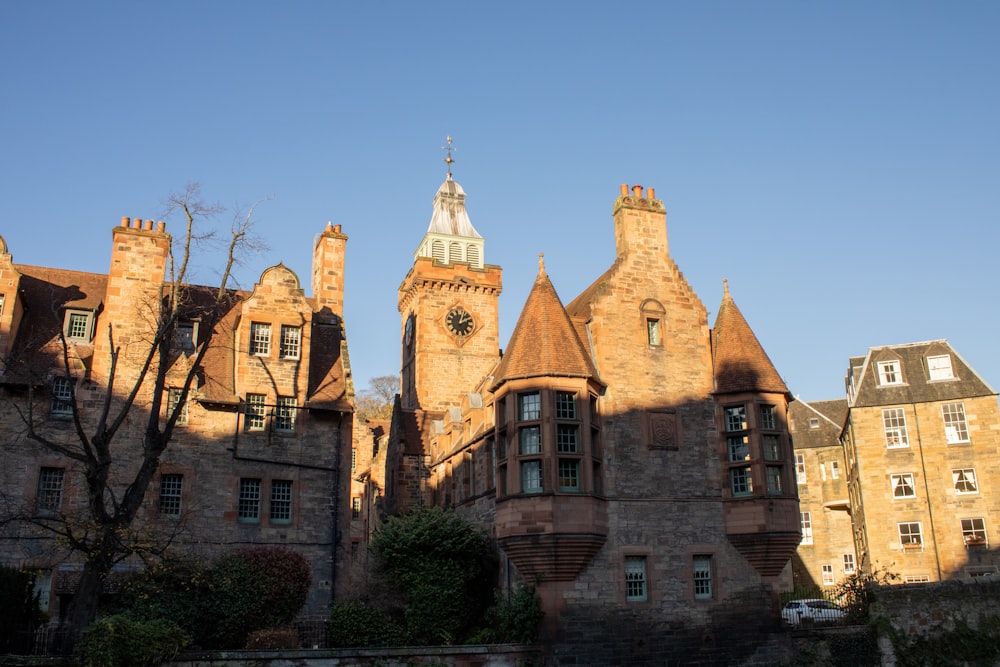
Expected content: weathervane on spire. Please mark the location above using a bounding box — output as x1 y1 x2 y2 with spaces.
442 136 455 176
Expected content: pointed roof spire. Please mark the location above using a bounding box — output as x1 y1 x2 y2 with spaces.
492 260 602 390
711 281 789 395
425 136 482 238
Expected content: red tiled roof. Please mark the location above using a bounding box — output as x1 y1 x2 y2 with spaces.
711 284 788 395
492 263 602 390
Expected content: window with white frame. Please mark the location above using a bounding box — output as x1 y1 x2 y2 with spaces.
36 467 65 514
883 408 909 448
942 402 969 443
831 460 840 479
800 512 813 545
962 518 987 546
766 466 783 495
625 556 647 601
808 418 820 429
158 474 183 518
878 360 903 386
270 480 292 523
50 377 73 416
249 322 271 356
275 396 296 432
927 355 954 381
279 325 301 359
693 555 713 599
822 564 835 586
892 473 916 498
953 468 978 494
351 497 361 519
237 478 261 522
730 466 753 496
843 553 856 574
245 394 266 431
796 454 807 485
166 388 188 425
904 575 930 583
898 522 922 546
64 310 93 341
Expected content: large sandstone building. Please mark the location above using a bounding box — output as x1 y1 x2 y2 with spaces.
350 175 803 663
0 221 354 618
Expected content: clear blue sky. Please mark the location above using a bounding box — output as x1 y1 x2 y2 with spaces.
2 2 997 403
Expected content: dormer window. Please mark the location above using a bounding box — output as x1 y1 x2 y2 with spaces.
175 321 197 354
877 360 902 386
927 355 954 381
63 310 94 342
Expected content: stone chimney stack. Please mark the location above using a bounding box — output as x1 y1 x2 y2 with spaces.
312 222 348 319
612 184 668 259
92 217 171 382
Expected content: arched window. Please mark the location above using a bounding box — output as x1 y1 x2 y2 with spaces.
640 299 666 346
466 244 481 268
449 241 463 264
431 240 445 263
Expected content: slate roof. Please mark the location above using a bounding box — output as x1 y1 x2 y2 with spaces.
847 340 995 408
492 259 603 391
788 398 848 450
711 282 789 396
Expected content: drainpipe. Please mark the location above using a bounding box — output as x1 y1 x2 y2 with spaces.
911 405 943 581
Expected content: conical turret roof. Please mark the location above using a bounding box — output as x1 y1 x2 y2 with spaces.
492 256 602 391
711 280 789 395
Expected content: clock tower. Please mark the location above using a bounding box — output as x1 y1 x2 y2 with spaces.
398 159 502 414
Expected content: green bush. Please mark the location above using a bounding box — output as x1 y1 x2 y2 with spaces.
327 600 406 647
370 507 497 644
479 586 543 643
77 614 188 667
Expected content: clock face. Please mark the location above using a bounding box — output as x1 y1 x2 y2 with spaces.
404 316 414 346
445 307 474 337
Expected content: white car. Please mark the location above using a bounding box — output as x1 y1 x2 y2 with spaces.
781 599 846 626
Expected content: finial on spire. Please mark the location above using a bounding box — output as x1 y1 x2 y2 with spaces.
442 136 455 177
723 278 730 298
538 252 546 276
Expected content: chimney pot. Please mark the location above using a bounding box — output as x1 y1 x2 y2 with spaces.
143 219 153 231
648 187 655 199
333 224 342 233
132 218 141 228
620 184 628 196
156 221 166 232
632 185 642 197
121 216 130 227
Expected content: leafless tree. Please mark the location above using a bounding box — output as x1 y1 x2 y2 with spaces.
354 375 400 421
1 184 265 631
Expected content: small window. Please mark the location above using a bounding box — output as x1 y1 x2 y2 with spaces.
519 392 540 420
883 408 909 448
800 512 813 545
557 425 578 453
351 447 357 471
766 466 783 495
830 460 840 479
37 467 65 514
555 391 576 419
275 396 297 432
759 405 777 430
763 435 781 460
351 497 361 519
558 460 579 491
904 575 930 583
159 474 183 518
237 478 261 522
942 403 969 444
519 426 541 455
50 377 73 416
646 319 661 346
822 564 835 586
724 405 747 432
270 480 292 523
927 355 954 381
843 553 856 574
953 468 978 494
730 466 753 496
808 418 820 429
892 473 916 498
175 321 195 353
279 325 301 359
693 556 712 599
64 310 93 341
625 556 647 601
166 388 188 425
245 394 267 431
249 322 271 356
898 522 922 546
796 454 807 485
962 518 987 546
878 360 903 386
521 460 542 493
